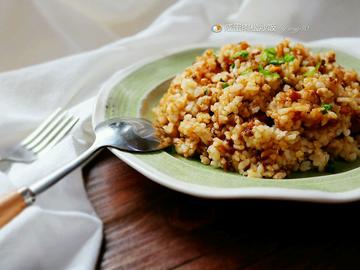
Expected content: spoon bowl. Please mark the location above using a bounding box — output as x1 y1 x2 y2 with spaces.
95 118 164 152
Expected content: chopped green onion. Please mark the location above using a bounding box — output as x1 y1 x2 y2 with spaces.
265 48 276 55
230 63 235 69
261 47 276 62
284 54 295 62
321 103 333 114
322 104 333 110
261 48 295 65
204 89 208 95
260 53 267 62
258 64 280 79
304 68 316 77
267 53 295 65
270 73 280 79
304 62 321 77
231 50 249 59
269 59 285 65
222 82 230 88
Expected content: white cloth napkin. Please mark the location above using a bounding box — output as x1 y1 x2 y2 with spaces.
0 0 359 269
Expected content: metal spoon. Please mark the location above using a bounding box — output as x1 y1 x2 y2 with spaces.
0 117 165 228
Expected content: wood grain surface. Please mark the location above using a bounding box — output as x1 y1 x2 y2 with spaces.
83 151 360 270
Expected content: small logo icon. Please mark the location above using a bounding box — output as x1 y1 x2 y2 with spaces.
211 24 222 33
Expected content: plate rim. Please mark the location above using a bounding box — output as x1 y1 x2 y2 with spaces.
92 42 360 203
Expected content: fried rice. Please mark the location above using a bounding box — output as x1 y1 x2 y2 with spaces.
152 40 360 179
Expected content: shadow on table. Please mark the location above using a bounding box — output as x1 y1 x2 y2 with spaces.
155 191 360 269
85 152 360 269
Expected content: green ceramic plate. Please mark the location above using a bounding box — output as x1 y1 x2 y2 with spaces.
93 44 360 202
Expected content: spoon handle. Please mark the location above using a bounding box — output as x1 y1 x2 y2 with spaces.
30 144 101 195
0 144 101 228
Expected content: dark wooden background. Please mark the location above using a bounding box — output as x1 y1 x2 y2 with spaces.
83 151 360 270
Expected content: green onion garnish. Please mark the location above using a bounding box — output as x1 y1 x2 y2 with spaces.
258 64 280 79
261 48 295 65
284 54 295 62
304 62 321 77
261 48 276 62
265 48 276 55
269 59 285 65
222 82 230 88
321 103 333 114
230 63 235 69
231 51 249 59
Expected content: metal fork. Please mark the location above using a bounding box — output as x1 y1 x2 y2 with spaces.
0 108 79 163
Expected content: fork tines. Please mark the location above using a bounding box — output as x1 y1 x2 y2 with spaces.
21 108 79 155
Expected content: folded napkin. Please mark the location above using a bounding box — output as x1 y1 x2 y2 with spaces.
0 0 359 269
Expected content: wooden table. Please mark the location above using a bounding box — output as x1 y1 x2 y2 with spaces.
83 151 360 270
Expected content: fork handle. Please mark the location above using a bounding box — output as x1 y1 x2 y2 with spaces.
0 188 35 228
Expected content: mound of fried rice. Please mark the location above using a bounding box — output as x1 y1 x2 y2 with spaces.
152 40 360 179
